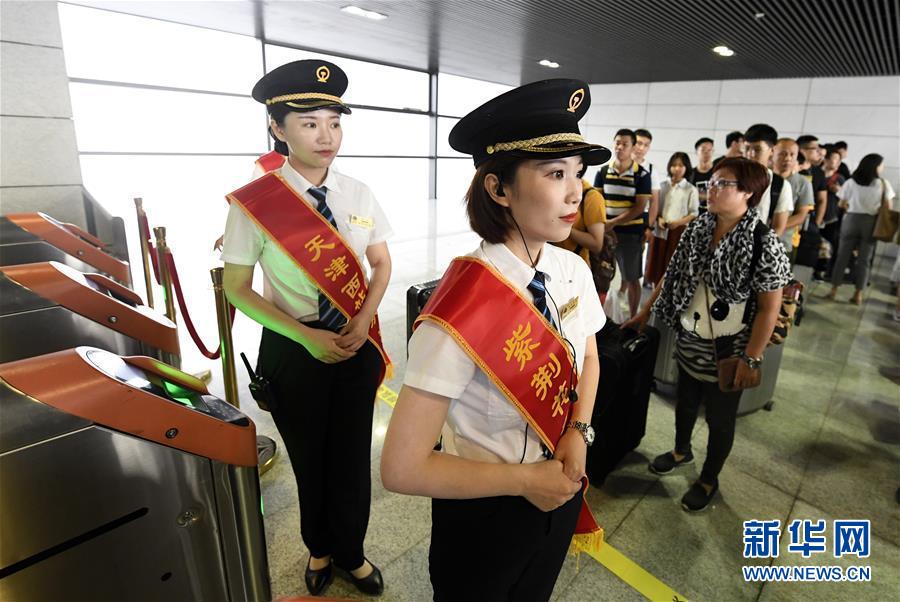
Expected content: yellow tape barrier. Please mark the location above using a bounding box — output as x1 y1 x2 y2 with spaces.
376 383 398 408
376 384 687 601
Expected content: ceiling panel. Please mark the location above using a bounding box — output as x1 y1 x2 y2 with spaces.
67 0 900 86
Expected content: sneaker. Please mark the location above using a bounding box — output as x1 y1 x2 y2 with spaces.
649 451 694 475
681 481 718 512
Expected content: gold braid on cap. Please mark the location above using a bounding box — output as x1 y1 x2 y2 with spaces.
486 132 585 155
266 92 345 106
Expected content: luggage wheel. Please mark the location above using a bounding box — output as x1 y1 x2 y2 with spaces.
763 401 775 411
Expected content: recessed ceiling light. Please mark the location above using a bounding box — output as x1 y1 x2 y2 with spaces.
341 5 388 20
712 45 735 57
539 59 560 68
754 12 766 19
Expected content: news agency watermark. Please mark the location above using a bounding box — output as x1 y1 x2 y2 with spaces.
741 519 872 583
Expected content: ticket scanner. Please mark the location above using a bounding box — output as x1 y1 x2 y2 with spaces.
0 213 131 286
0 347 270 601
0 261 178 365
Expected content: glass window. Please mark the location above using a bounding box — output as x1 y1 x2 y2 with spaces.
339 109 430 157
69 83 268 153
58 4 262 94
437 117 464 157
265 45 429 112
335 158 429 242
437 73 512 118
436 159 475 235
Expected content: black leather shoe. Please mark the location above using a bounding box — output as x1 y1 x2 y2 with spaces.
336 559 384 596
304 558 333 596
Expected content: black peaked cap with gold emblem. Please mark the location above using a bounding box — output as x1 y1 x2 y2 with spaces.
252 59 351 114
449 79 610 167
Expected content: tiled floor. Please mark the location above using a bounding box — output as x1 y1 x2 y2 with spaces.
211 237 900 602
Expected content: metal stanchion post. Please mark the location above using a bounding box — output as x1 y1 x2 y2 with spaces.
133 197 155 309
153 227 177 324
210 268 239 407
210 267 277 475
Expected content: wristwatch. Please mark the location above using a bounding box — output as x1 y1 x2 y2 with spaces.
740 351 763 370
567 420 595 446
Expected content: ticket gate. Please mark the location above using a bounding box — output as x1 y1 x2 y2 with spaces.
0 261 178 365
0 347 270 601
0 212 131 286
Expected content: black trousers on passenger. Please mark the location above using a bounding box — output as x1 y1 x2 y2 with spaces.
258 324 382 570
673 366 743 487
429 491 581 602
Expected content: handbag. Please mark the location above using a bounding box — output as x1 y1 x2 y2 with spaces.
873 178 899 242
704 281 761 392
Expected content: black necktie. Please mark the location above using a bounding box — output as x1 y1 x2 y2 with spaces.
527 271 556 330
308 186 345 331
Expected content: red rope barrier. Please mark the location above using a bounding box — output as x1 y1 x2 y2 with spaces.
164 250 236 360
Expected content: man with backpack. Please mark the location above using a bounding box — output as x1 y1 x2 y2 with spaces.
744 123 794 235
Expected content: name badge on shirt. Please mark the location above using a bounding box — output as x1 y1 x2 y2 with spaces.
560 296 579 321
350 214 374 229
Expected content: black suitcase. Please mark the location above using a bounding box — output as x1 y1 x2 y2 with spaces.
406 279 441 348
587 320 660 486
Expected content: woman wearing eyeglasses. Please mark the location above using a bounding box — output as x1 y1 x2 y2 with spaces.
627 157 791 512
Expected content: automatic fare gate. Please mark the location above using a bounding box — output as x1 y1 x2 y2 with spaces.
1 213 131 286
0 347 270 601
0 261 179 366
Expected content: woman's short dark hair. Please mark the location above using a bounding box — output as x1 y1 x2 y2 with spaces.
713 157 769 208
667 152 693 179
851 153 883 187
615 128 636 145
465 155 525 243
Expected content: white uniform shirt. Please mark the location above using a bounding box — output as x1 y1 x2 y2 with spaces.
838 178 897 215
757 168 794 226
221 162 393 320
404 242 606 465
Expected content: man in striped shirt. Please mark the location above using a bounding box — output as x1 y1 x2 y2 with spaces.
594 128 652 317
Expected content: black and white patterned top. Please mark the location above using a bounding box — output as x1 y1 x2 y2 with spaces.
652 207 792 381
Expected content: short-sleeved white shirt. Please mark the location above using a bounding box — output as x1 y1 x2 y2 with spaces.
221 162 393 320
404 242 606 465
638 159 662 191
838 178 897 215
757 168 794 225
656 178 699 239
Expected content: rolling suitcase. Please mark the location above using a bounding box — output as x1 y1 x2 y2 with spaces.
406 279 440 347
650 314 679 396
587 320 660 486
737 341 785 415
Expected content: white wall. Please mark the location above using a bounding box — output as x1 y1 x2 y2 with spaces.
0 1 85 224
582 76 900 192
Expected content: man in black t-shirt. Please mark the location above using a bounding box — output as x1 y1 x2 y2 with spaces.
691 137 715 213
797 135 828 225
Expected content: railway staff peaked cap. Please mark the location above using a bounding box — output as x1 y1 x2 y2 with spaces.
450 78 611 167
252 59 351 114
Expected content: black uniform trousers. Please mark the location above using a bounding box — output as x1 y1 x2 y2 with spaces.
673 366 742 487
429 490 581 602
258 323 381 570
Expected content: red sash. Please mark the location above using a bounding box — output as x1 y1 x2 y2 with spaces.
226 172 392 383
414 257 602 554
255 151 286 174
